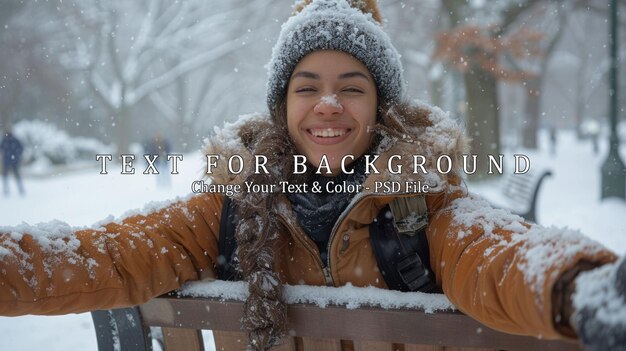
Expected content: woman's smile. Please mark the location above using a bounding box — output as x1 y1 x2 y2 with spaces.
305 125 352 145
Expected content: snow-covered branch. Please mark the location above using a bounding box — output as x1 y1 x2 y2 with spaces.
129 37 242 105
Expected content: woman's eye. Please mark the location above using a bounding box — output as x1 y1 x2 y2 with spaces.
295 87 316 93
342 87 364 94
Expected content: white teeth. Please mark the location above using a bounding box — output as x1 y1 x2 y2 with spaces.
310 128 347 138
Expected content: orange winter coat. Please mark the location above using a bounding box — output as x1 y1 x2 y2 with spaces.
0 103 617 345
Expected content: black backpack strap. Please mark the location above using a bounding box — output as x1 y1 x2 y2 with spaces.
217 196 241 281
369 198 439 293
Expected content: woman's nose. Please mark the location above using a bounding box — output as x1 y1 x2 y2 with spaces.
313 94 343 116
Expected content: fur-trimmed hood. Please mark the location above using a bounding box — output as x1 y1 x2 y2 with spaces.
204 100 470 193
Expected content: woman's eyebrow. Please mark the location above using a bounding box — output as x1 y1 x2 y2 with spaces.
291 71 371 81
338 71 371 81
291 71 320 80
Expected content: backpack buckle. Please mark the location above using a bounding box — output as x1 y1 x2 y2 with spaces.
397 253 432 292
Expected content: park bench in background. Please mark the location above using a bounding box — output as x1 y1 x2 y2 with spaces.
486 170 553 223
91 281 579 351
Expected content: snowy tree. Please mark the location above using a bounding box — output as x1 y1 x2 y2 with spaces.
1 1 87 135
558 10 611 138
564 1 626 138
435 0 546 180
0 1 30 129
46 0 266 154
145 1 281 151
380 1 448 104
516 0 626 148
515 2 573 149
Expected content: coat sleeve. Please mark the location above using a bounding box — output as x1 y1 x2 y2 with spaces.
0 193 224 316
424 183 617 340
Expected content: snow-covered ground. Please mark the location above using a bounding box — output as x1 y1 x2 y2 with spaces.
0 130 624 350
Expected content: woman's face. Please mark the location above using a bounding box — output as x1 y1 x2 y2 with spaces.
286 50 378 174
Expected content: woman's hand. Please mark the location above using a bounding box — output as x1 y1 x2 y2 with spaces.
573 257 626 351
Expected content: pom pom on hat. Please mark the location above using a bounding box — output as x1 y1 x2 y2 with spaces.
266 0 405 112
293 0 383 23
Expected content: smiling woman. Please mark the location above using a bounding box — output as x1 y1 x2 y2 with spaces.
0 1 625 351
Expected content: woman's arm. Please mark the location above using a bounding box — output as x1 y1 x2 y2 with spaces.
425 186 617 339
0 193 224 316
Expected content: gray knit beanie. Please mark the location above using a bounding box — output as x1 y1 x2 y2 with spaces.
266 0 405 111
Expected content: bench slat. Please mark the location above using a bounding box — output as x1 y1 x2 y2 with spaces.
211 330 298 350
213 331 247 351
404 346 444 351
353 340 393 351
300 337 342 351
162 327 204 351
139 296 578 351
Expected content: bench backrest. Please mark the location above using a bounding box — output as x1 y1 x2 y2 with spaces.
500 170 552 223
92 295 580 351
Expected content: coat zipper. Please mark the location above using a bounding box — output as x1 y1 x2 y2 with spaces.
279 189 438 287
322 267 333 286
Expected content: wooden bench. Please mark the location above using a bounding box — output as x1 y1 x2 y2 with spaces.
91 284 579 351
489 170 553 223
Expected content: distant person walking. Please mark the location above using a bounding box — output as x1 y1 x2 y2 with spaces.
0 130 25 196
549 125 557 156
144 133 171 187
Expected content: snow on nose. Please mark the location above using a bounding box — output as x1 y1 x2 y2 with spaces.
314 94 343 114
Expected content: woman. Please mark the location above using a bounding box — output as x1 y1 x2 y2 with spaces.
0 1 624 350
